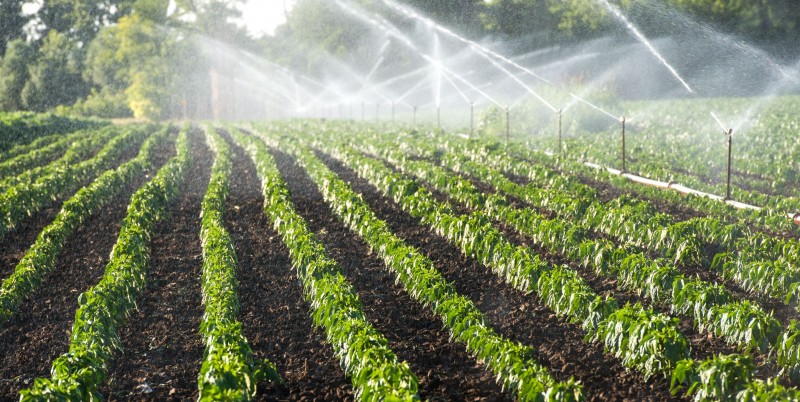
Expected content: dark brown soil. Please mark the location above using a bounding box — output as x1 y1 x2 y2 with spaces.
102 128 208 400
316 150 683 402
0 134 174 400
0 203 63 278
274 149 511 401
0 132 148 276
224 134 354 401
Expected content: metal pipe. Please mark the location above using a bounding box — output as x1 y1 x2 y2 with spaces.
725 128 733 200
470 103 474 138
558 109 563 154
413 106 417 127
621 116 626 173
505 106 510 143
437 105 441 129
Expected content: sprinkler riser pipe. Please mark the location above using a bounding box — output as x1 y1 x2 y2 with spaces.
505 106 510 143
621 116 626 172
558 109 563 154
470 103 474 138
725 128 733 200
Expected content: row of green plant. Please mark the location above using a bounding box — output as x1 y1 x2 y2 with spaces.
507 97 800 210
0 127 91 179
0 112 107 152
306 123 800 400
507 141 797 234
1 131 66 163
229 128 420 401
438 137 707 266
19 127 191 400
362 138 800 381
496 138 800 305
0 125 171 326
0 126 119 193
0 125 149 240
430 135 800 306
260 132 583 401
197 127 280 400
309 135 691 383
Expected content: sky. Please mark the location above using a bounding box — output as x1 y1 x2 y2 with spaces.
237 0 296 36
23 0 295 38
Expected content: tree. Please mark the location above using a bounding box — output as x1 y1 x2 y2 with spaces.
0 0 28 55
114 13 190 119
35 0 135 45
482 0 563 48
400 0 486 38
0 39 36 111
21 30 88 111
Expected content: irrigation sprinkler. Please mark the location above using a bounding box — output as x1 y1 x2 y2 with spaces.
413 106 417 127
505 106 510 143
437 105 441 129
557 109 563 154
392 101 396 123
620 116 626 172
725 128 733 200
470 103 477 137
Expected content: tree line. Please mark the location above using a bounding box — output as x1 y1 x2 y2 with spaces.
1 0 797 120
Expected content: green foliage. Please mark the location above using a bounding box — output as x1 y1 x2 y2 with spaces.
0 0 28 56
276 120 798 399
0 125 147 239
0 39 37 112
0 125 169 326
264 131 582 401
304 129 691 383
59 88 134 119
19 127 191 400
591 303 689 379
671 354 754 401
197 126 280 399
0 112 106 151
21 31 88 112
229 128 420 401
0 127 94 183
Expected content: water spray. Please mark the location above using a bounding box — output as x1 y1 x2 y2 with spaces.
595 0 694 94
380 0 552 86
335 0 503 109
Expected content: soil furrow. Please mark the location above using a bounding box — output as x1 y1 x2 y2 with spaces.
225 134 353 401
102 128 208 400
274 149 511 401
317 151 681 402
0 133 175 399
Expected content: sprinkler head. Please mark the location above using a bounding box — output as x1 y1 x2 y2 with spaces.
620 116 626 124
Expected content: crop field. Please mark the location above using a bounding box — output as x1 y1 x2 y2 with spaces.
3 111 800 401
